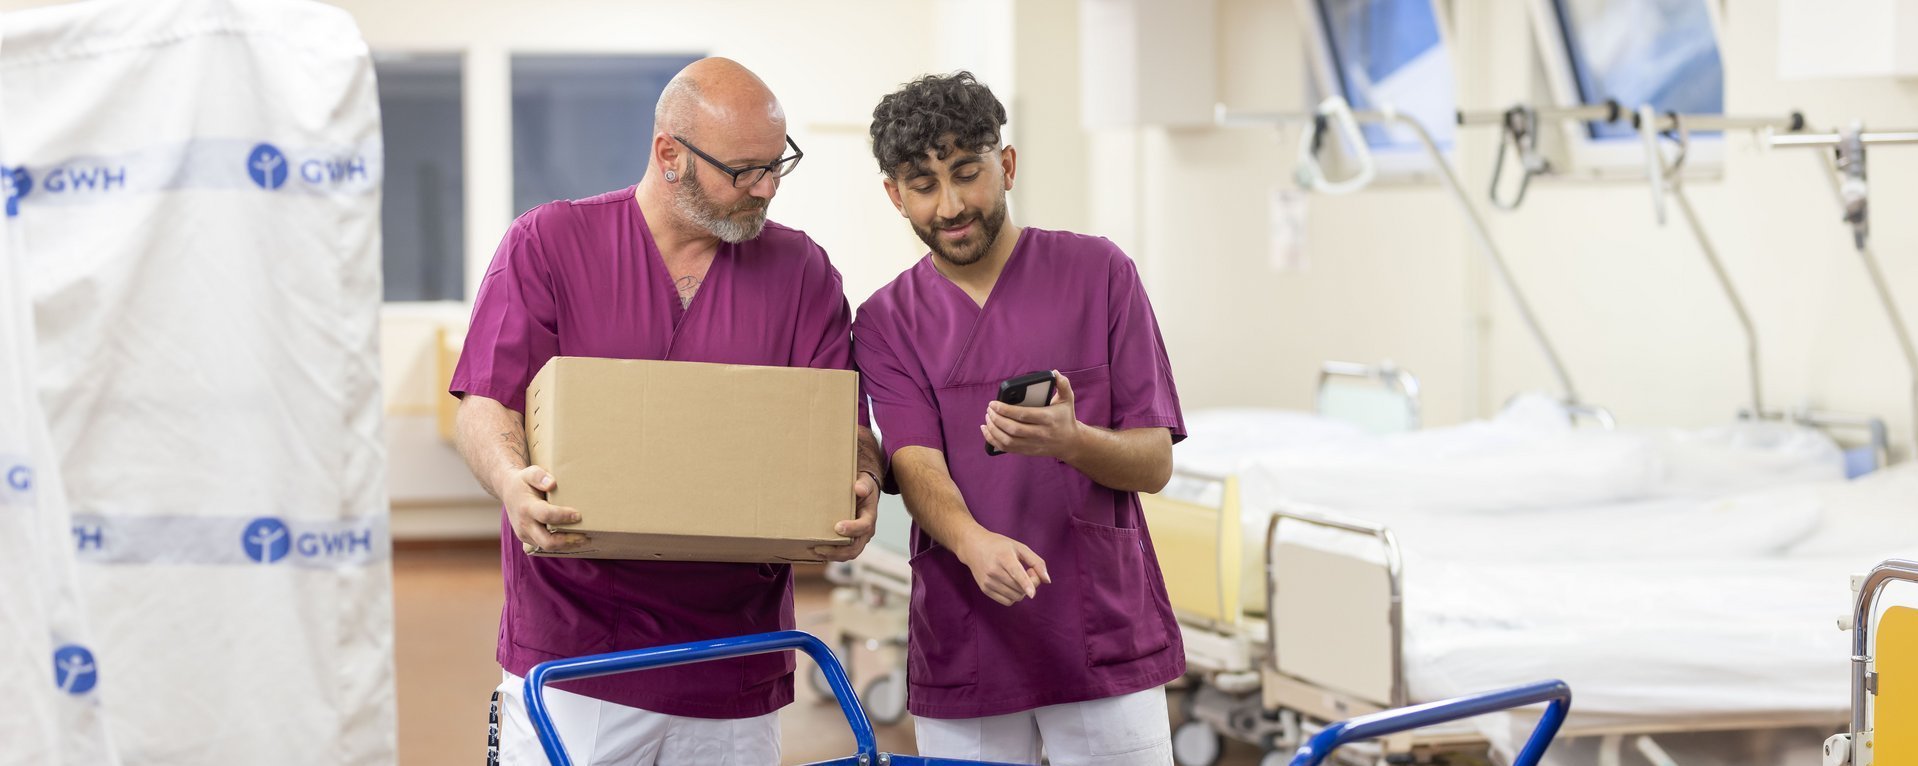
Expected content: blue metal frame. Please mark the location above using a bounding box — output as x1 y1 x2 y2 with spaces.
1288 680 1572 766
522 629 1016 766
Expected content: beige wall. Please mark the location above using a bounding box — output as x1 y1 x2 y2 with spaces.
1116 0 1918 455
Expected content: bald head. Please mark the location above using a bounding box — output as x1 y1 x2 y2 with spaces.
655 57 785 142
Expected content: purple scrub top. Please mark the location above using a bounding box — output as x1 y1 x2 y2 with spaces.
450 186 860 718
852 227 1187 719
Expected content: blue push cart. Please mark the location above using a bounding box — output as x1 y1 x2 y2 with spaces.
523 630 1571 766
523 629 1017 766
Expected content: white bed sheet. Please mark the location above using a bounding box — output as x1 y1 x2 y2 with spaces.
1399 465 1918 715
1170 398 1848 601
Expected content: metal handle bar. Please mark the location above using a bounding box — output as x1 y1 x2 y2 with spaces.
1288 680 1573 766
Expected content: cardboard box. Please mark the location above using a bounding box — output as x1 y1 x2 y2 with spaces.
524 356 857 563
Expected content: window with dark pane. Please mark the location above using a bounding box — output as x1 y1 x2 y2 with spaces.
375 52 466 302
510 54 703 216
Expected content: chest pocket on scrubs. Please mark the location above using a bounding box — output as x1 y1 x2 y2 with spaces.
1062 364 1175 667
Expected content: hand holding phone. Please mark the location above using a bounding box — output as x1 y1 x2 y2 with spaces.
985 370 1057 456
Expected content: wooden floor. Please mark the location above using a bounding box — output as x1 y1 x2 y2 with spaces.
393 543 1262 765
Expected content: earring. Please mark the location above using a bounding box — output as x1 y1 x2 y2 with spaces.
664 170 678 182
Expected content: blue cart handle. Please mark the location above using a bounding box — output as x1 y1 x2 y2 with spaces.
523 630 875 766
1288 680 1572 766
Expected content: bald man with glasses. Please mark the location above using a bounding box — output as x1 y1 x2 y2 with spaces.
450 57 881 765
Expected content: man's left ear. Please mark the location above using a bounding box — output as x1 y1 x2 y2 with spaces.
1001 144 1017 190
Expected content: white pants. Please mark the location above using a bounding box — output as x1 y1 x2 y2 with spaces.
913 687 1173 765
491 671 780 765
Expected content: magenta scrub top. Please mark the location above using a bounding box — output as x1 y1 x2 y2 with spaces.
450 186 860 718
852 227 1187 719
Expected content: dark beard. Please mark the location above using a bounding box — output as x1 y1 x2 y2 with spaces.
914 194 1008 267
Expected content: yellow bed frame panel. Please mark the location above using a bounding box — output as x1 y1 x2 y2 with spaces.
435 325 466 444
1880 605 1917 764
1142 477 1242 627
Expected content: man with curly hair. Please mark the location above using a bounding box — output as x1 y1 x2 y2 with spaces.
853 71 1185 764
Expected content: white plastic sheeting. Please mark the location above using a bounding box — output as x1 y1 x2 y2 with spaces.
1 0 393 762
0 111 119 765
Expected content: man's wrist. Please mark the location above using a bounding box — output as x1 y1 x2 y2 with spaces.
1059 419 1094 463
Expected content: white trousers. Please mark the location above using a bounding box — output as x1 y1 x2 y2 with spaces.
913 687 1173 765
491 671 780 765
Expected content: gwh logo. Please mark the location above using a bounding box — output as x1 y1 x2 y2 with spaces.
247 143 289 190
242 517 291 563
53 645 97 695
3 166 29 217
43 165 126 194
299 156 369 185
242 517 374 564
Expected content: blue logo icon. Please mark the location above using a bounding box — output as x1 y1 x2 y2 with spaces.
247 144 288 190
242 517 292 563
5 464 29 492
3 166 29 217
53 645 97 695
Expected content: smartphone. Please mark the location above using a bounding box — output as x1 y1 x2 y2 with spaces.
986 370 1056 456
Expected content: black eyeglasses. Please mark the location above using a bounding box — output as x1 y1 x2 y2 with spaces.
672 134 803 189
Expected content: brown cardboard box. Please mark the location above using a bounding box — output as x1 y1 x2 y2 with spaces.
524 356 857 563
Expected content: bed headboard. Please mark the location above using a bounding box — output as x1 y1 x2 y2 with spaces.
1317 361 1421 434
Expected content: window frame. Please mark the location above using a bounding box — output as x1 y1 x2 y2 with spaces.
1295 0 1461 183
1523 0 1729 178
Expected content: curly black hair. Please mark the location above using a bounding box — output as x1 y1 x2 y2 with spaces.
869 71 1007 178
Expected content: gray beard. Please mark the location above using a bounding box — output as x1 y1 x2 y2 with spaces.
673 168 767 243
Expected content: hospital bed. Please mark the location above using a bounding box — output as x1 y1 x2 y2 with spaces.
1150 423 1913 766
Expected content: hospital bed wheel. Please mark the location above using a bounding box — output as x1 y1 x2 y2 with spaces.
1172 719 1223 766
862 673 908 726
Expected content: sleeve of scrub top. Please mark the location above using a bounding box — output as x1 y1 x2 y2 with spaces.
1105 246 1187 443
852 314 944 491
794 243 870 428
449 211 560 414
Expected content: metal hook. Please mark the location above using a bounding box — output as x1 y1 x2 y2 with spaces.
1638 107 1691 224
1489 104 1550 210
1658 111 1693 180
1295 96 1378 195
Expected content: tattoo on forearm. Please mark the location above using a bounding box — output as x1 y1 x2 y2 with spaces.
500 428 529 468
